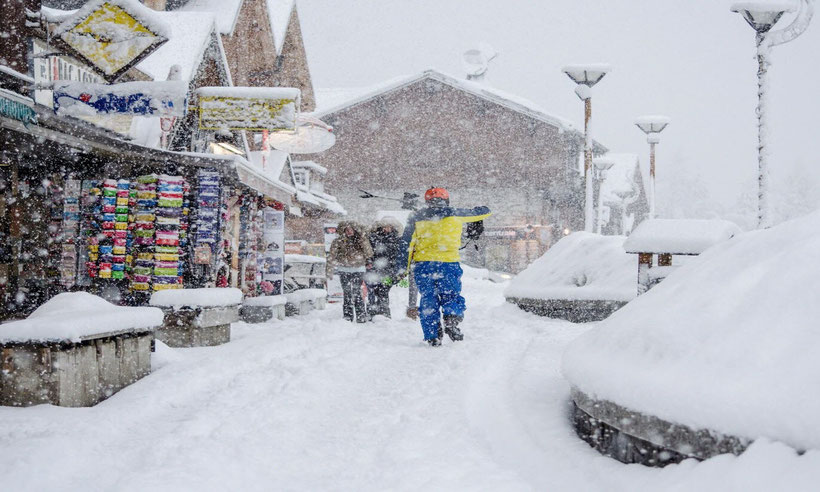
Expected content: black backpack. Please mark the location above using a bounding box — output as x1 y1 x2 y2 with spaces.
465 220 484 241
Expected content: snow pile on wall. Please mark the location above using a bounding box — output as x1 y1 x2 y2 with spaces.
150 288 243 308
504 232 635 302
0 292 162 343
562 211 820 451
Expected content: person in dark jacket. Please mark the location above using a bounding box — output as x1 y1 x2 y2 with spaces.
365 217 403 318
328 221 373 322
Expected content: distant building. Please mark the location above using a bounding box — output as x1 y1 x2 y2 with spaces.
307 69 609 273
596 153 649 236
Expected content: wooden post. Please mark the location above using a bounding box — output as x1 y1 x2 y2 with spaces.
637 253 652 295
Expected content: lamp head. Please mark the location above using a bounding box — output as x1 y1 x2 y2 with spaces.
562 63 611 88
731 1 795 33
635 115 671 135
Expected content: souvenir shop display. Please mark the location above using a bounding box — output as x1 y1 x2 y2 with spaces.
153 175 185 291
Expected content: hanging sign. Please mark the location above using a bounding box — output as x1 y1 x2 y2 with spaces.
196 87 300 131
53 81 187 117
0 94 38 126
54 0 169 82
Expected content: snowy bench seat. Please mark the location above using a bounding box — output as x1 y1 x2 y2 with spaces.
284 289 328 316
149 288 242 347
0 293 162 407
240 295 288 323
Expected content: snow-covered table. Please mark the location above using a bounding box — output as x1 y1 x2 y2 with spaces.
241 295 288 323
0 292 162 407
504 233 635 322
284 289 328 316
149 288 242 347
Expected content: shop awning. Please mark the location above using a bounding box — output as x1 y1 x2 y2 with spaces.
177 152 294 206
0 103 294 205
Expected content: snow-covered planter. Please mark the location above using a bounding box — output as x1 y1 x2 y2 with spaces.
284 289 327 316
563 211 820 465
504 233 635 322
149 288 242 347
0 293 162 407
241 295 288 323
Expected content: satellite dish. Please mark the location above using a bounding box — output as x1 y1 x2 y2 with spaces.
462 42 498 81
269 114 336 154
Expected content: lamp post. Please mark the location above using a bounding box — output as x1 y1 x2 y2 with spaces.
635 115 671 219
593 156 616 234
562 63 611 232
731 0 814 228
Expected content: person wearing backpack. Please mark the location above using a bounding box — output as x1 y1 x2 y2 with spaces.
397 187 490 346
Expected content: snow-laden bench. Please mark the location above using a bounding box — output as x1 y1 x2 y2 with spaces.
241 295 288 323
149 288 242 347
0 292 162 407
284 289 328 316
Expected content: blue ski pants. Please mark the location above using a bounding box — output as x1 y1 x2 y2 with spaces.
413 261 466 340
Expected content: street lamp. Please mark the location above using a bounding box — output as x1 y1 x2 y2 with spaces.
593 156 616 234
562 63 611 232
635 115 671 219
731 0 814 228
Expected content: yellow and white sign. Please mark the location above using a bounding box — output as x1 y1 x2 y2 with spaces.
197 87 300 132
56 0 168 82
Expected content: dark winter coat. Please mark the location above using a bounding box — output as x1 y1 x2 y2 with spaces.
328 221 374 271
366 218 404 282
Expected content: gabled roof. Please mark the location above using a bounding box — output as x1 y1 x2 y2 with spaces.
181 0 244 35
312 69 606 150
267 0 296 55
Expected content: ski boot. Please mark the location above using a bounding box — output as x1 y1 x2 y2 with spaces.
443 315 464 342
427 324 444 347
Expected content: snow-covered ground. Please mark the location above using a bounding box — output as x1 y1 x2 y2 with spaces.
1 276 818 491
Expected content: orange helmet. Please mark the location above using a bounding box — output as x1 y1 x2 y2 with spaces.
424 187 449 202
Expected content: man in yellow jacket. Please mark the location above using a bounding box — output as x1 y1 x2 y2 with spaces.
398 187 491 346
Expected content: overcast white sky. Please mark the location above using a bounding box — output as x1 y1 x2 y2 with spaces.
298 0 820 214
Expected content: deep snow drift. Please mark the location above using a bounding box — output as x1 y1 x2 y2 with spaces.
563 211 820 451
1 275 819 490
504 232 636 302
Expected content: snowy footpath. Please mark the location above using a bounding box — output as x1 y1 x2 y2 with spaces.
1 276 819 491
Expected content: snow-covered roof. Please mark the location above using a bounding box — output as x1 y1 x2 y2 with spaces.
267 0 296 55
0 292 162 343
504 232 636 302
295 184 346 215
135 10 217 82
181 0 244 35
562 210 820 451
624 219 742 255
312 69 604 148
292 160 327 174
150 287 243 308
